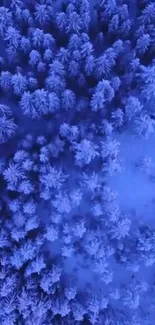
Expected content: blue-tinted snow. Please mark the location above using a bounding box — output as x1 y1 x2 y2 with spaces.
108 131 155 224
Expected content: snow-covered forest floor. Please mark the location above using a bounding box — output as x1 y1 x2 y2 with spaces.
109 130 155 224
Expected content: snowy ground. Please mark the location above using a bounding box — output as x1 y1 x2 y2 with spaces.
108 130 155 225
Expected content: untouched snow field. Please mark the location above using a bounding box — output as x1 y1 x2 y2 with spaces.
108 131 155 224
